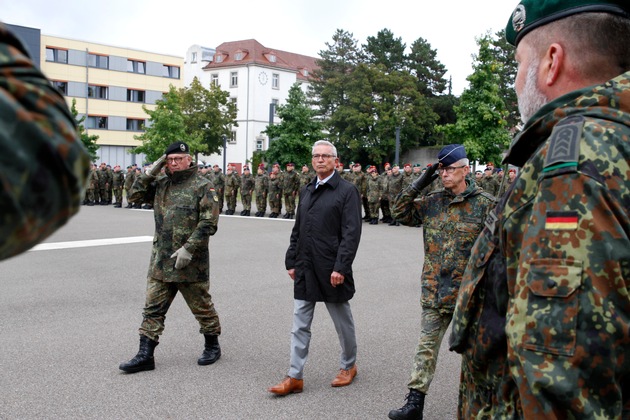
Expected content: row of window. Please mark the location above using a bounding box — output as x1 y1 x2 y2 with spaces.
45 47 180 78
51 81 147 103
86 116 145 131
210 72 280 89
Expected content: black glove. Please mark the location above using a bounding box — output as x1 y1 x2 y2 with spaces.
146 155 167 177
411 163 439 193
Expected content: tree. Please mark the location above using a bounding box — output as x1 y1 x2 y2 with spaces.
263 83 324 165
179 77 238 157
363 29 406 72
70 98 99 162
440 34 511 165
133 85 186 162
407 37 447 97
490 29 519 132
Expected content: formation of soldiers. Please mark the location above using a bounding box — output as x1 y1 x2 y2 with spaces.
83 159 515 220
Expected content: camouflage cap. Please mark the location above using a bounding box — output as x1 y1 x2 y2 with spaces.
506 0 630 46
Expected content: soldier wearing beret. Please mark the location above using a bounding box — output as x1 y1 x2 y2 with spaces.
111 165 125 208
450 1 630 418
120 141 222 373
223 164 239 215
281 163 300 219
211 165 226 213
387 144 495 420
240 165 254 216
124 165 136 208
254 164 269 217
0 22 91 261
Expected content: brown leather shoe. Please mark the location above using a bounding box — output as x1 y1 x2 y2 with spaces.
268 376 303 396
331 365 357 387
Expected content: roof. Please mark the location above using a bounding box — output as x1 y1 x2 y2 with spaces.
202 39 319 81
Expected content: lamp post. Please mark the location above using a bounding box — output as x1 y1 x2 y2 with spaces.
222 134 227 172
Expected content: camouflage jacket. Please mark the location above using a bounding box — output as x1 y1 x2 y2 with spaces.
112 171 124 189
366 174 382 202
479 175 499 197
240 173 255 196
254 173 268 196
268 176 282 200
281 170 300 194
0 24 90 261
299 171 313 189
499 71 630 418
124 170 135 190
212 171 225 191
129 165 219 283
401 171 414 190
387 172 404 199
224 172 239 195
392 180 495 311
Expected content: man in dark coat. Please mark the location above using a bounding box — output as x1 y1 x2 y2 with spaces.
268 140 363 396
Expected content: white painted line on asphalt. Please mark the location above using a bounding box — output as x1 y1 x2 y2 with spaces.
30 236 154 252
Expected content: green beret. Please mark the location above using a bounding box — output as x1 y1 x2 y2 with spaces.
506 0 630 46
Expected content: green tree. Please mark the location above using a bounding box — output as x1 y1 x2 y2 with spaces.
440 34 511 165
263 83 324 165
407 37 447 97
70 99 99 162
490 29 519 132
179 77 238 158
363 29 406 72
133 85 187 162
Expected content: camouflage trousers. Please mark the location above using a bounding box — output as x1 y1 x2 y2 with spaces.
408 307 453 393
113 187 122 204
283 193 296 214
380 198 391 218
139 277 221 342
241 193 252 211
368 200 380 218
225 191 237 211
217 190 224 212
269 196 281 213
255 193 267 213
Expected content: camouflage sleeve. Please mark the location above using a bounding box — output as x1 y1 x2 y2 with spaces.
0 25 91 261
128 173 156 204
391 187 423 226
183 183 219 254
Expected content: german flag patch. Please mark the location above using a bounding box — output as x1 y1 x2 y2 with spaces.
545 211 578 230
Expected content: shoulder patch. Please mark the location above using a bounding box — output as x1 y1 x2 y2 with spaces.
544 116 583 172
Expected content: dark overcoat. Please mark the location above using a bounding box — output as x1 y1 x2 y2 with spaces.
285 171 362 302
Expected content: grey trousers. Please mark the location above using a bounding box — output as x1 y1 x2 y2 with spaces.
288 299 357 380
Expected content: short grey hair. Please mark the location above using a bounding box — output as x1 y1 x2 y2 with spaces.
312 140 337 157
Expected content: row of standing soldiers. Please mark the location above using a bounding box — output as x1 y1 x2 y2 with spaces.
83 160 515 218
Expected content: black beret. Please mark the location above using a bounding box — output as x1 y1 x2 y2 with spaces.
164 141 189 155
438 144 467 167
506 0 630 46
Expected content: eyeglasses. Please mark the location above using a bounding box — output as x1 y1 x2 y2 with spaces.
438 165 466 174
312 154 335 160
166 157 185 164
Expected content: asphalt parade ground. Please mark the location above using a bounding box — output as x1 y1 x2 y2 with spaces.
0 204 460 420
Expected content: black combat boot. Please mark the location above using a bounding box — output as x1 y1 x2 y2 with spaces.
119 335 158 373
198 334 221 365
388 389 425 420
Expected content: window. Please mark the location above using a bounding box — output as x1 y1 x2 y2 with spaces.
127 89 145 103
127 59 145 74
87 116 108 129
126 118 145 131
191 52 197 63
45 47 67 64
228 131 237 144
272 73 279 89
272 98 279 115
266 53 277 63
51 80 67 95
163 65 180 79
230 97 237 112
230 71 238 87
215 54 224 63
211 73 219 86
256 138 264 151
88 85 108 99
235 50 245 61
88 53 109 69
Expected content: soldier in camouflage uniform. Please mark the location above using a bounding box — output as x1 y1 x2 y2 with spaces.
0 24 91 261
97 163 110 205
212 164 225 213
379 163 393 223
120 141 221 373
388 145 495 420
281 163 300 219
451 2 630 418
111 165 125 208
85 164 99 206
223 165 239 215
299 164 312 190
387 164 404 226
479 167 499 198
366 166 382 225
401 163 414 191
240 165 255 216
254 164 269 217
268 171 282 218
123 165 135 208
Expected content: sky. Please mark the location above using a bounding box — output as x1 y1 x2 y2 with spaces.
3 0 517 95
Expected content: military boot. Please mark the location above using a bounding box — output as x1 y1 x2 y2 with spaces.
119 335 158 373
198 334 221 365
388 389 425 420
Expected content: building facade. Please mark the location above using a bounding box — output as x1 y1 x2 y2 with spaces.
185 40 319 170
8 23 184 168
